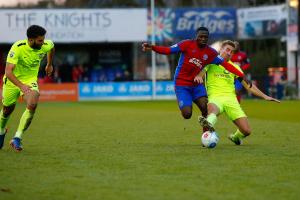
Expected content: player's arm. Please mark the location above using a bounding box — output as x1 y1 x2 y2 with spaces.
142 41 186 55
211 55 244 77
239 77 280 103
5 63 31 94
194 67 207 84
45 47 55 76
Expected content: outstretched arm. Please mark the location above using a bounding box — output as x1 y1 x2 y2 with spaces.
240 78 280 103
142 42 183 55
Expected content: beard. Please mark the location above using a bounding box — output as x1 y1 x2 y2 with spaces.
31 42 42 50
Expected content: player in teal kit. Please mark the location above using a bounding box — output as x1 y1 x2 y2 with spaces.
0 25 55 151
194 40 280 145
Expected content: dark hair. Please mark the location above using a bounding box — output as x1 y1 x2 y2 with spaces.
27 25 46 39
196 27 209 35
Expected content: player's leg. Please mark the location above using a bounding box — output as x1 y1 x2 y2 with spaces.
193 96 208 117
15 90 39 138
198 102 220 132
193 84 210 131
0 84 20 149
194 97 209 132
11 82 39 151
206 103 220 127
224 97 248 145
175 86 193 119
229 117 251 145
193 84 208 117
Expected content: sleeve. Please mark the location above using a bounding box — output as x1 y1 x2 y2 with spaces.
152 40 190 55
221 61 244 77
6 43 20 65
211 55 224 64
210 55 244 77
43 40 54 53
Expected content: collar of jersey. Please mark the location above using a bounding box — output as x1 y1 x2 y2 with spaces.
25 40 38 51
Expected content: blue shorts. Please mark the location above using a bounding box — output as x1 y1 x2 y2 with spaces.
175 84 207 109
234 79 243 91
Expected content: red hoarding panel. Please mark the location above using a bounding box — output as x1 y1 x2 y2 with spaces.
39 83 78 102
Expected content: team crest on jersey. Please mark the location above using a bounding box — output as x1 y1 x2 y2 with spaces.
39 53 45 59
238 55 242 60
203 54 208 60
9 51 15 58
189 58 202 68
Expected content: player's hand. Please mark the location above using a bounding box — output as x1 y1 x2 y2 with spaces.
45 64 53 76
142 43 152 52
265 96 281 103
194 75 203 84
20 84 32 94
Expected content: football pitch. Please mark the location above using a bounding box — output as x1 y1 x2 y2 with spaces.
0 100 299 200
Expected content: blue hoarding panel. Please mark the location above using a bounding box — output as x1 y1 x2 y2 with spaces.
79 81 175 100
174 8 236 40
148 8 236 42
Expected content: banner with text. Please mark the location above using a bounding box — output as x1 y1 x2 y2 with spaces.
39 83 78 102
148 8 236 42
0 9 147 43
237 5 287 39
79 81 175 100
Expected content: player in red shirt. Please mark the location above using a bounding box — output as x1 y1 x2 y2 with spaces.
142 27 244 130
231 41 251 102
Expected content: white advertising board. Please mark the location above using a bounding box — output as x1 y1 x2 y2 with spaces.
0 9 147 43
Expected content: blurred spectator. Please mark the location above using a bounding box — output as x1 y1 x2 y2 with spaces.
276 75 286 100
37 62 133 83
72 64 84 82
82 64 91 82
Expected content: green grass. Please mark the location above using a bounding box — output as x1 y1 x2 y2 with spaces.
0 100 300 200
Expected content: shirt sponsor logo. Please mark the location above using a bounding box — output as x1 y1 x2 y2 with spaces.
214 73 230 78
189 58 202 68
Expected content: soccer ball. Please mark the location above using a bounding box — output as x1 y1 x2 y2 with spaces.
201 131 219 148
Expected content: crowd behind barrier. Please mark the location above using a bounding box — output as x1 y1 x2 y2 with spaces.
38 63 132 84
